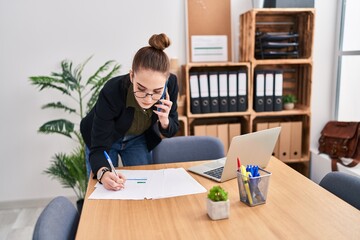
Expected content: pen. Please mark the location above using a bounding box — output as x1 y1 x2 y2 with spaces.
103 151 118 176
240 165 253 205
237 157 241 172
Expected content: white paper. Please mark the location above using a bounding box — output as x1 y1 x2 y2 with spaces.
88 168 206 200
191 35 228 62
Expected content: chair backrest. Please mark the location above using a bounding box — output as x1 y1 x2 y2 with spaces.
33 196 80 240
152 136 225 164
319 171 360 210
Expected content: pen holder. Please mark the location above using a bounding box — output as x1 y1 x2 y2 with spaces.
237 168 272 207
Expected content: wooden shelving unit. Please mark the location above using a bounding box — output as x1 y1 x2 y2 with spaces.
182 7 315 176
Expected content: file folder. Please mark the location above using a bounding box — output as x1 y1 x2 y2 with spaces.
237 70 247 112
189 72 201 114
199 73 210 113
268 122 280 158
279 122 291 162
254 71 265 112
265 71 274 112
256 122 268 132
209 72 220 113
290 121 302 160
273 71 283 111
228 71 238 112
194 125 206 136
228 123 241 144
218 72 229 112
217 123 229 154
206 124 217 137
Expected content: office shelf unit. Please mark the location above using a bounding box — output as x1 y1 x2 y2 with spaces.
240 8 315 174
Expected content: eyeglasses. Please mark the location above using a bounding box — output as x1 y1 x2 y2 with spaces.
133 91 162 100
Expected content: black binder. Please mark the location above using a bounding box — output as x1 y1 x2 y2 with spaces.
218 71 228 112
254 71 265 112
273 71 283 111
189 72 201 114
228 71 238 112
265 71 274 111
208 72 220 113
237 70 247 112
198 72 210 113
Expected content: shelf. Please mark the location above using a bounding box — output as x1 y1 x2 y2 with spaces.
240 8 315 61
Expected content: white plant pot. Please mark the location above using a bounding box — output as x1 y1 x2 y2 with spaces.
283 103 295 110
206 198 230 220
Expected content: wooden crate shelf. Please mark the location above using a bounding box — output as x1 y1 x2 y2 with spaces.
240 8 315 62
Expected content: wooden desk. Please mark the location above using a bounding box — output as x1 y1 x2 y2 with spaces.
76 157 360 240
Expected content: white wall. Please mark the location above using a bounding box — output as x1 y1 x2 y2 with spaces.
0 0 337 204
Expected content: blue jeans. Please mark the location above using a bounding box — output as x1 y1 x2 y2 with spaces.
85 134 153 178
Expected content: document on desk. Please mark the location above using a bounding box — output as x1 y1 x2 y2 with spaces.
88 168 206 200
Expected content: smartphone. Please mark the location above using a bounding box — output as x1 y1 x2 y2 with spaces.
157 80 168 112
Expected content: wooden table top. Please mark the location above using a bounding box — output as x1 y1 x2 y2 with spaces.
76 157 360 240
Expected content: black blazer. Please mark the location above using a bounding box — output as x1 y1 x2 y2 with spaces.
80 73 179 175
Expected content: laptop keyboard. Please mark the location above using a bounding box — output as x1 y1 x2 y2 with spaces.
204 167 224 179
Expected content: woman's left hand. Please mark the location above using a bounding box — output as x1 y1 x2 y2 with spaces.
154 91 172 129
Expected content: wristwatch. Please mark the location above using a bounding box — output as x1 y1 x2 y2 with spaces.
97 167 110 184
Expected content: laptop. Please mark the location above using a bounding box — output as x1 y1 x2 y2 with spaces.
188 127 281 182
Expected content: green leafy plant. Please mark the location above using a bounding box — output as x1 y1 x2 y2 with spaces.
207 185 228 202
30 57 120 200
282 94 297 104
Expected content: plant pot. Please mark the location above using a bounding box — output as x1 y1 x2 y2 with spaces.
206 198 230 220
77 199 84 214
283 103 295 110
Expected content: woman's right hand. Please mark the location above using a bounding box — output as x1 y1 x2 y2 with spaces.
101 171 126 191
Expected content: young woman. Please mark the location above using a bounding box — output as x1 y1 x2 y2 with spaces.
80 33 179 191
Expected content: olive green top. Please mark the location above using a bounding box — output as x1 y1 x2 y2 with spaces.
125 84 153 136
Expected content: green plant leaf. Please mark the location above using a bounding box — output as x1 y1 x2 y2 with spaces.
41 102 76 114
38 119 74 138
29 76 71 95
86 62 120 112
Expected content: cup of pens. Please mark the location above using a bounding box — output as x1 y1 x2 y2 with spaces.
237 165 272 207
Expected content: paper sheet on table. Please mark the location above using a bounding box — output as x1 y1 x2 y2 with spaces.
88 168 206 200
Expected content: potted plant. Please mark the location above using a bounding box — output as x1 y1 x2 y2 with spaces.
207 185 230 220
282 94 297 110
29 57 120 212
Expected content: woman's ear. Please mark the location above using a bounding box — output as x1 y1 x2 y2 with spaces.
129 69 134 82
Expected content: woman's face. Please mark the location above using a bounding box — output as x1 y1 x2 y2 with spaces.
130 69 168 109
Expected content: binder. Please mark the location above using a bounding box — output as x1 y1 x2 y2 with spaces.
208 72 220 113
228 71 238 112
194 125 206 136
199 73 210 113
268 122 280 158
256 122 268 132
206 124 217 137
279 122 291 162
265 71 274 111
254 71 265 112
228 123 241 144
217 124 229 155
237 70 247 112
273 71 283 111
218 72 229 112
189 72 201 114
290 121 302 160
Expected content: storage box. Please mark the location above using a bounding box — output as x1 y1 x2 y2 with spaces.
240 9 315 61
237 168 272 206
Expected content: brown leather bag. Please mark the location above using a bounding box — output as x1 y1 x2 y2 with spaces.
318 121 360 171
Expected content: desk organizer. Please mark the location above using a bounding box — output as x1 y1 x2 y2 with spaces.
237 168 272 206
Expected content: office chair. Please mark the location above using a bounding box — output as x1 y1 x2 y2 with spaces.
319 171 360 210
33 196 80 240
152 136 225 164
